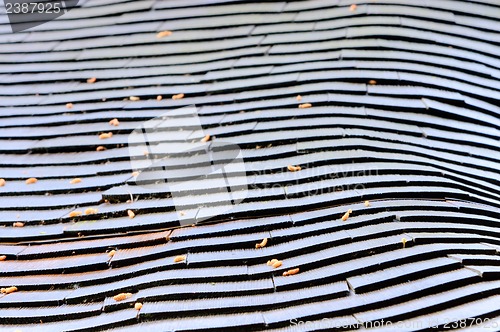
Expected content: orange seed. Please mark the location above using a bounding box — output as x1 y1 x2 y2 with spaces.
350 4 357 11
287 165 302 172
25 177 37 184
66 103 73 109
109 118 120 126
201 134 211 143
127 210 135 219
283 268 300 276
69 211 82 218
134 302 143 310
13 222 24 227
255 238 268 249
113 293 132 302
174 255 186 263
0 255 6 261
99 132 113 139
70 178 82 184
156 30 172 38
172 93 184 100
298 103 312 109
96 146 106 151
1 286 17 294
84 208 98 215
0 179 5 187
87 77 97 84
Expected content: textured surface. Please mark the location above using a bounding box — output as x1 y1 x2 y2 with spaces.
0 0 499 331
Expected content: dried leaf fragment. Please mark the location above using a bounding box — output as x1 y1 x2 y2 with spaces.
134 302 143 310
172 93 184 100
156 30 172 38
201 134 211 143
70 178 82 184
113 293 132 302
287 165 302 172
0 178 6 187
84 208 98 215
298 103 312 109
0 255 7 261
255 238 268 249
25 177 37 185
1 286 17 294
174 255 186 263
87 77 97 84
13 222 24 227
69 211 82 218
109 118 120 126
127 210 135 219
99 132 113 139
283 268 300 276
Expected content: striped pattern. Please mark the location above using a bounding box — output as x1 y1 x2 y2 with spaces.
0 0 499 331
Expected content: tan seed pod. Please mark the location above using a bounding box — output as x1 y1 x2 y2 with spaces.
1 286 17 294
0 178 6 187
13 222 24 227
113 293 132 302
156 30 172 38
283 268 300 276
156 95 163 101
0 255 6 261
364 200 371 207
272 260 283 268
296 95 302 101
349 4 357 11
129 96 140 101
87 77 97 84
99 132 113 139
127 210 135 219
108 250 116 258
70 178 82 184
287 165 302 172
172 93 184 100
267 259 279 266
69 211 82 218
134 302 143 310
174 255 186 263
368 79 377 85
298 103 312 109
255 238 268 249
66 103 73 109
201 134 211 143
96 146 106 151
84 208 98 215
109 118 120 126
25 177 37 184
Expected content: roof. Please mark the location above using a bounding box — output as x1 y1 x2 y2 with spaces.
0 0 499 331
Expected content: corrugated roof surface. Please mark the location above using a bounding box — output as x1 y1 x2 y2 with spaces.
0 0 499 331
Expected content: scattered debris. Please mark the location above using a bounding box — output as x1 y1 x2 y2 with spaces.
298 103 312 109
84 208 98 215
70 178 82 184
156 30 172 38
87 77 97 84
0 286 18 294
267 259 279 266
172 93 184 100
364 200 371 207
283 268 300 276
134 302 143 310
0 255 6 261
272 260 283 268
13 222 25 228
129 96 140 101
109 118 120 126
201 134 211 143
255 238 268 249
99 132 113 139
174 255 186 263
96 146 106 151
287 165 302 172
66 103 73 109
156 95 163 101
113 293 132 302
69 211 82 218
25 177 37 185
369 80 377 85
127 210 135 219
341 209 353 221
349 4 357 11
0 178 5 187
296 95 302 101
